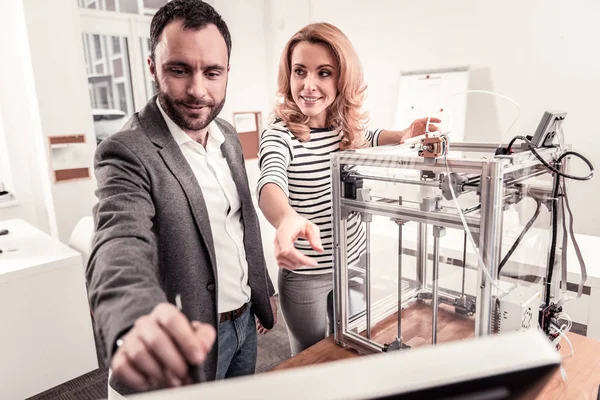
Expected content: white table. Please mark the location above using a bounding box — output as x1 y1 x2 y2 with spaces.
0 219 98 399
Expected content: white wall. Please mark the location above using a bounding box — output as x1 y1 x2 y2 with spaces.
212 0 273 129
4 0 598 243
214 0 311 128
212 0 312 291
0 0 57 236
263 0 312 113
22 0 99 243
309 0 600 236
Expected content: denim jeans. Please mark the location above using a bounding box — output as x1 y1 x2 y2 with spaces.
215 304 257 379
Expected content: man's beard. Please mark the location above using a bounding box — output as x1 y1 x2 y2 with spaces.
155 80 226 132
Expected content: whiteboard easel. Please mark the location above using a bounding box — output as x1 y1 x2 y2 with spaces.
394 67 469 142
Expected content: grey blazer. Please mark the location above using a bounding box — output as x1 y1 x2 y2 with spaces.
87 97 275 387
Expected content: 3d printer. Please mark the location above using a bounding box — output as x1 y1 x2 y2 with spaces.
331 111 594 354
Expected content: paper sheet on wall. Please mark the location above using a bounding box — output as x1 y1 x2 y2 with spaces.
381 67 470 188
394 67 469 143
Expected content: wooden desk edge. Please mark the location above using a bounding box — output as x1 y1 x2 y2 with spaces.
273 333 600 400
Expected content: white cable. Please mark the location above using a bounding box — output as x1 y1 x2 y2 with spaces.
434 89 521 144
443 150 509 295
559 312 573 333
566 313 572 331
548 310 574 383
559 364 568 382
425 116 449 137
551 322 575 359
549 320 574 382
419 91 520 295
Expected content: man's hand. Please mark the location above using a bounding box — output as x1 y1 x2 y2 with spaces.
401 117 441 142
257 296 278 334
275 213 323 270
111 303 216 391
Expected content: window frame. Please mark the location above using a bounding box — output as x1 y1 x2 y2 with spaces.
78 8 152 113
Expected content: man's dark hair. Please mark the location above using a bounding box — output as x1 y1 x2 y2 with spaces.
150 0 232 61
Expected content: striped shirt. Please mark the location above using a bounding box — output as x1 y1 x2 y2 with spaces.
257 119 382 274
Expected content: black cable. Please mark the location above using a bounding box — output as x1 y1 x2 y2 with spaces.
507 136 521 153
544 173 561 305
508 136 594 181
542 149 591 306
498 197 542 273
504 134 594 331
538 146 593 303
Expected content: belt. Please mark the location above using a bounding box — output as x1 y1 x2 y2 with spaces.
219 303 248 323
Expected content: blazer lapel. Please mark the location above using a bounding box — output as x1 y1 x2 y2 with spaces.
220 135 253 222
138 98 218 276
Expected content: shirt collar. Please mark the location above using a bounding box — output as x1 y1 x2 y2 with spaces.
156 98 225 147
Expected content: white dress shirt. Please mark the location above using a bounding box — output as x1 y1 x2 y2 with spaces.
157 101 251 313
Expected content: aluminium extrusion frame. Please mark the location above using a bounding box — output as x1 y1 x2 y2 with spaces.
331 142 562 354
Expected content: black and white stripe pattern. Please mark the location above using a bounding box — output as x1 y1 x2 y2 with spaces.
257 120 382 274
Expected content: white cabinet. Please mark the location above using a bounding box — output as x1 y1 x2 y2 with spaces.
0 219 98 399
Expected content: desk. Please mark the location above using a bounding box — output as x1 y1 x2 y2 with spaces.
0 219 98 399
274 302 600 400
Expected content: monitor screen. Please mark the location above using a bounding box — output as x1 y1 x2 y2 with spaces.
131 330 560 400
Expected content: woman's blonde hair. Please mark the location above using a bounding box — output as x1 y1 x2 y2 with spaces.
274 22 368 149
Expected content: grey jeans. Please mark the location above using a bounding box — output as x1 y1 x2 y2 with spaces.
278 268 365 356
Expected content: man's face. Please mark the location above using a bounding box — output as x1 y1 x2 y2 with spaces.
149 21 229 133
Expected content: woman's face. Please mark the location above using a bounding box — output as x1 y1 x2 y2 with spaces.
290 41 338 128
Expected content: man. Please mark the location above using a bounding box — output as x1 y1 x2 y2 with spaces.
87 0 276 393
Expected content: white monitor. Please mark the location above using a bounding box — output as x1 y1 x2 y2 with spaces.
130 330 560 400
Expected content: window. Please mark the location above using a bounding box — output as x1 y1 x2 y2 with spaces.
82 0 98 10
113 58 123 77
83 34 133 111
98 86 109 108
77 0 169 15
143 0 167 9
112 36 121 54
93 35 102 59
78 3 156 142
141 38 156 99
117 83 127 113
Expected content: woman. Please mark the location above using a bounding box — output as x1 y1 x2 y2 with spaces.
257 22 439 355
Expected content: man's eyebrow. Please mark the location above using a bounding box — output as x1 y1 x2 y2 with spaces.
162 62 226 71
163 61 192 68
204 64 226 71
